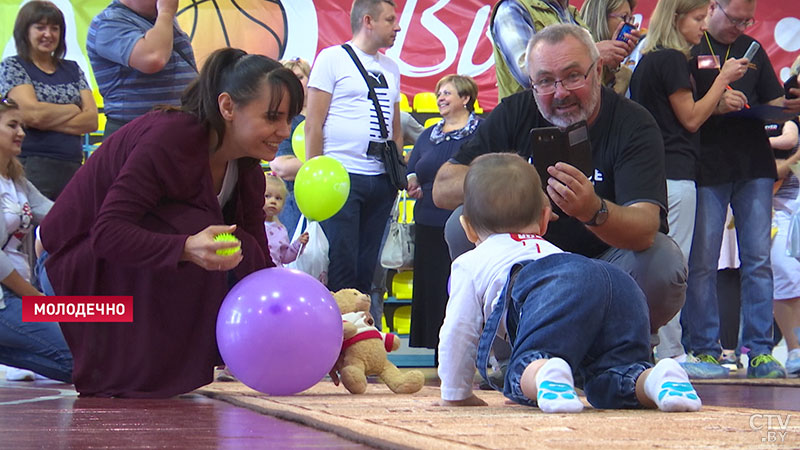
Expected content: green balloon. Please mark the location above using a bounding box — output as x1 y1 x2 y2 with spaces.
294 155 350 221
291 119 306 162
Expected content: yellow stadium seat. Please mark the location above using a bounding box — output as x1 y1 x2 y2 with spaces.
403 144 412 159
392 305 411 335
412 92 438 113
392 270 413 299
424 117 441 129
399 93 412 112
96 112 107 134
473 99 484 114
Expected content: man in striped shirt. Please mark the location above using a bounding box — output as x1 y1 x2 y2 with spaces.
87 0 197 137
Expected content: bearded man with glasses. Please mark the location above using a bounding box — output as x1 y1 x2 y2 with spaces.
682 0 800 379
434 24 685 357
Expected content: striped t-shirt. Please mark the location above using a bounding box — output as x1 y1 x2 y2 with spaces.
87 0 196 123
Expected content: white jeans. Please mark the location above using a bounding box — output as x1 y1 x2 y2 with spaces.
656 179 696 359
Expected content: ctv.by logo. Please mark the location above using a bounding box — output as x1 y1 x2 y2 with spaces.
749 414 793 443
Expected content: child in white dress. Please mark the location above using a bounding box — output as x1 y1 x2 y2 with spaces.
264 173 308 266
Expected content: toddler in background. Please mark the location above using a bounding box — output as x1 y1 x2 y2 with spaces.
264 173 308 266
437 153 701 413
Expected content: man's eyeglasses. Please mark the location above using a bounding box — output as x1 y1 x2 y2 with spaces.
531 61 597 96
607 13 633 24
716 1 755 29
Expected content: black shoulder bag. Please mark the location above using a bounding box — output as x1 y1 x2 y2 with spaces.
341 44 407 190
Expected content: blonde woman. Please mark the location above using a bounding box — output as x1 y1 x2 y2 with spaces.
0 96 71 383
580 0 638 94
629 0 748 375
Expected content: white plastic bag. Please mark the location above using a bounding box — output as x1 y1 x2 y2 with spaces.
288 216 329 284
380 191 414 270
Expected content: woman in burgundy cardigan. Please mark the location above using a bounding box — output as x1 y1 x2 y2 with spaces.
38 48 303 398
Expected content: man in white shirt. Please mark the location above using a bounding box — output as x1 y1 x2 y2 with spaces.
437 153 700 414
305 0 403 294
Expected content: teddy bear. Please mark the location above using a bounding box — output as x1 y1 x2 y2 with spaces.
331 288 424 394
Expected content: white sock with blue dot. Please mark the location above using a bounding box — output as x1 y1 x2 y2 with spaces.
535 357 584 413
644 358 702 412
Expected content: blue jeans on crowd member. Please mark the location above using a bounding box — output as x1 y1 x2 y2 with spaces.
278 191 301 238
477 254 652 408
445 206 686 336
321 173 396 293
0 282 72 382
682 179 775 358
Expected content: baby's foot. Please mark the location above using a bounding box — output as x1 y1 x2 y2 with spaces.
535 358 584 413
645 359 702 412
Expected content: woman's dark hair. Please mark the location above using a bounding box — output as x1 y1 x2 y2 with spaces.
13 1 67 63
181 48 304 150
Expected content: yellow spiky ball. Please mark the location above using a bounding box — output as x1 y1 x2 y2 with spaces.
214 233 241 256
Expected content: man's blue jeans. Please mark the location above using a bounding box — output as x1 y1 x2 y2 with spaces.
682 179 774 357
321 173 395 293
477 254 651 409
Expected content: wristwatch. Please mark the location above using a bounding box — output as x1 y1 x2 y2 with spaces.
583 198 608 226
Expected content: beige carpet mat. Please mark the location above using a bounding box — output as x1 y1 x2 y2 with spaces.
197 381 800 449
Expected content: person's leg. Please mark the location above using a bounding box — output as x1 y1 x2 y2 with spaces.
0 292 72 382
321 174 366 292
731 178 784 377
409 224 450 350
19 156 81 201
369 218 392 328
770 205 800 374
597 232 686 334
502 255 644 411
355 175 395 294
443 206 475 260
682 184 730 358
656 180 696 360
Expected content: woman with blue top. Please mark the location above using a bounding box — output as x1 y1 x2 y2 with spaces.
406 75 481 356
0 1 97 200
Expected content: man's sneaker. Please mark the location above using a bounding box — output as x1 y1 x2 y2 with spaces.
679 354 730 379
747 354 787 379
720 349 743 371
785 349 800 375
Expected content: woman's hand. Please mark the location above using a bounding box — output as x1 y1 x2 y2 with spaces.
407 176 422 199
719 57 749 85
298 231 309 245
181 224 243 271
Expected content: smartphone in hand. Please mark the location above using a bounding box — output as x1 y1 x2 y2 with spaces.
785 74 798 100
616 22 636 43
743 41 760 61
529 121 593 189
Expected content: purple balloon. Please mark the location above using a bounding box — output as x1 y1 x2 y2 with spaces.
216 268 343 395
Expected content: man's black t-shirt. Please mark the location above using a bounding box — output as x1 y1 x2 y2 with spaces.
630 48 699 180
690 34 783 185
454 86 667 258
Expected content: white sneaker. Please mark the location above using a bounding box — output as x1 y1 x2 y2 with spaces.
5 367 36 381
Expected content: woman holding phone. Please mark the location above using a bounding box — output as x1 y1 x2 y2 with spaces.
629 0 748 374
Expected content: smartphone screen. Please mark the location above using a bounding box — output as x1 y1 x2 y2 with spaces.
743 41 760 61
616 23 636 42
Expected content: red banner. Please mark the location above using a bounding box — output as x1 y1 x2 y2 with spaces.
22 296 133 322
309 0 800 111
